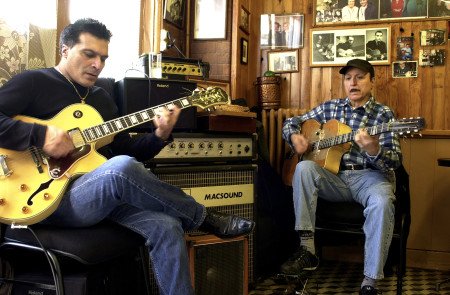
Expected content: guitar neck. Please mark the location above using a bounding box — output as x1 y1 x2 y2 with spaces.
82 96 193 143
313 123 390 150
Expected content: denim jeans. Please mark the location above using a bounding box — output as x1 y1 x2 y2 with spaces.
41 155 205 295
292 160 395 280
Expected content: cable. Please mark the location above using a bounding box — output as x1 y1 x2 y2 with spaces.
10 224 61 292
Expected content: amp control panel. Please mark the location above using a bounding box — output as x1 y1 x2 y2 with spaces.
143 133 257 164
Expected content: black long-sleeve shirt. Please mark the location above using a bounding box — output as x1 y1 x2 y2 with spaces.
0 68 167 161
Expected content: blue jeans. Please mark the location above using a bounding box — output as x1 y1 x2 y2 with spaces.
41 155 205 295
292 160 395 279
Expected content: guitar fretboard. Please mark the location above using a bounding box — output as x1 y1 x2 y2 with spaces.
313 123 391 150
82 97 192 143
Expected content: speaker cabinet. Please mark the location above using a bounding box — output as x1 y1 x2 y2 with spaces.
150 164 256 284
114 78 197 131
186 235 248 295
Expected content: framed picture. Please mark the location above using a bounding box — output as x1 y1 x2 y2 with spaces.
239 5 250 35
241 38 248 64
260 13 304 49
194 0 227 40
313 0 450 25
310 26 390 66
420 29 447 46
164 0 185 28
396 36 414 61
392 61 418 78
268 50 299 73
419 49 447 66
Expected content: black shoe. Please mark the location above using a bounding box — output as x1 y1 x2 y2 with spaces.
199 209 255 239
280 246 319 275
359 285 380 295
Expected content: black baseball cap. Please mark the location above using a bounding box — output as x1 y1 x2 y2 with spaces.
339 59 375 78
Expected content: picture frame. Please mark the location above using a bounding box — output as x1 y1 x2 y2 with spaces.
240 38 248 64
392 61 418 78
268 49 299 73
260 13 304 49
419 49 447 66
420 29 447 46
239 5 250 35
396 36 414 61
310 26 390 66
314 0 449 25
194 0 227 40
164 0 185 28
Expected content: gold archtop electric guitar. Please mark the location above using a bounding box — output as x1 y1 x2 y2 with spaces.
0 87 230 225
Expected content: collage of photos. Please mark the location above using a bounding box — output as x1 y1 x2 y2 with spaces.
310 27 390 66
315 0 449 25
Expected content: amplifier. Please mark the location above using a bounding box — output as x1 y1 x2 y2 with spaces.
150 164 257 284
114 78 197 131
139 55 210 78
186 234 248 295
142 133 257 164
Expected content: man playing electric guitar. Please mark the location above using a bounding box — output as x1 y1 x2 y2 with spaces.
0 18 254 295
280 59 402 295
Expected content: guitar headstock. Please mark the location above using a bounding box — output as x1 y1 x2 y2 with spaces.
189 87 231 110
391 117 425 136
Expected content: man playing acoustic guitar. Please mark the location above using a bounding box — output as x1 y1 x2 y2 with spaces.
281 59 402 295
0 18 254 295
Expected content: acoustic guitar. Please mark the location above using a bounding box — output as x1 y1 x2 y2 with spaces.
281 117 425 186
0 87 230 225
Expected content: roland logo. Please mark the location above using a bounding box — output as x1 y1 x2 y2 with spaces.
156 83 170 88
204 191 243 200
28 291 44 295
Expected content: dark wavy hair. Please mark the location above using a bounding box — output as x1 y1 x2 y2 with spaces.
59 18 112 55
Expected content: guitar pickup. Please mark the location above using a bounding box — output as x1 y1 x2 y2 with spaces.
0 155 12 177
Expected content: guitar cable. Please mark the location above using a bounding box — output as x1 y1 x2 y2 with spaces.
10 224 59 291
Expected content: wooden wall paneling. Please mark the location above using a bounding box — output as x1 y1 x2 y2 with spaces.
280 74 291 108
407 138 436 250
309 67 323 110
433 139 450 252
432 64 446 130
289 71 301 108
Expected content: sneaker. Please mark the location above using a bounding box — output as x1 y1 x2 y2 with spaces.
280 246 319 274
359 285 380 295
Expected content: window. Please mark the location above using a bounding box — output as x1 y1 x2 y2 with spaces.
70 0 141 80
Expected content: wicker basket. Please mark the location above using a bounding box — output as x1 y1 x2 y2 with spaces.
255 76 281 110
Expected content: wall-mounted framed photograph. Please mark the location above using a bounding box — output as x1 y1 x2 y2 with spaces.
419 49 447 66
194 0 227 40
239 5 250 35
164 0 186 28
396 36 414 61
260 13 304 49
392 61 418 78
310 25 390 66
313 0 450 26
240 38 248 64
420 29 447 46
268 49 299 73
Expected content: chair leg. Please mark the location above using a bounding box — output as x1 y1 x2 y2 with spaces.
138 247 151 295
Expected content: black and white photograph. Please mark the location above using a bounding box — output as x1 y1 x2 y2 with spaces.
392 60 418 78
311 26 390 66
268 50 299 73
260 14 304 49
396 36 414 61
419 49 447 66
365 28 388 61
164 0 185 28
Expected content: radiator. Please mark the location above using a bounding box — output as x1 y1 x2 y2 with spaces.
260 108 306 175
